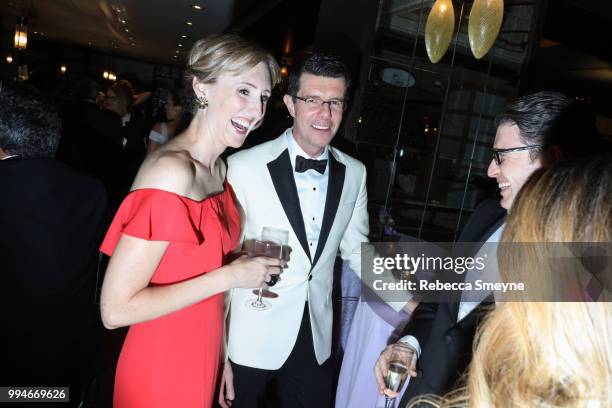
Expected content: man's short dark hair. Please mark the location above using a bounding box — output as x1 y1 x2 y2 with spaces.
495 91 599 161
0 85 61 158
287 53 351 99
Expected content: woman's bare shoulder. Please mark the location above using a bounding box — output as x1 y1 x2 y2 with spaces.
132 149 196 196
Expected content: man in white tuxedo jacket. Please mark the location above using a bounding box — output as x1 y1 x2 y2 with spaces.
220 53 368 408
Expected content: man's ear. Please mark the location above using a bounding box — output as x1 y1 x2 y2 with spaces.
283 94 296 118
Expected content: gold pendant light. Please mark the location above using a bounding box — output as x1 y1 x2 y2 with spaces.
425 0 455 64
468 0 504 59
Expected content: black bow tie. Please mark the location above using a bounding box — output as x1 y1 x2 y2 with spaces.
295 155 327 174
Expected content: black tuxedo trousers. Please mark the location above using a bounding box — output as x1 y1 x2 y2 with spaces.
229 304 333 408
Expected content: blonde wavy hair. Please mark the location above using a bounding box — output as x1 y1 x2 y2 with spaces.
409 155 612 408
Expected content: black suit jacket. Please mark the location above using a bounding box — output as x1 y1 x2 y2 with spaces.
60 99 123 173
399 199 506 405
0 158 106 390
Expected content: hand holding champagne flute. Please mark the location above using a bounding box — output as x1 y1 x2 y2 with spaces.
374 343 418 408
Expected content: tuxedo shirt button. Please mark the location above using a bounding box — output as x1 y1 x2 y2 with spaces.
444 334 453 345
308 275 313 281
313 187 316 191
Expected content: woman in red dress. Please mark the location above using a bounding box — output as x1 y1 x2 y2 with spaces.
99 34 281 408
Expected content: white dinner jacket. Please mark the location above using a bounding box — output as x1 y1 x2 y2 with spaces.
226 131 369 369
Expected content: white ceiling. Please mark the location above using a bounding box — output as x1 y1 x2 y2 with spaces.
1 0 265 63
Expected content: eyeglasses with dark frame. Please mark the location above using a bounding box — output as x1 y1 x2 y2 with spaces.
492 145 543 165
291 95 347 112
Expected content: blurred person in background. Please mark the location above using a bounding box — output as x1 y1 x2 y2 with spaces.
60 79 122 198
103 80 149 206
147 88 192 154
0 84 106 406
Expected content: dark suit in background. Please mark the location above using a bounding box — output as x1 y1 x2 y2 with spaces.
117 113 149 200
60 99 123 171
399 199 506 405
0 157 106 403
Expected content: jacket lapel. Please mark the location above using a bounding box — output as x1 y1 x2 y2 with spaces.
450 211 506 322
312 152 345 267
267 149 311 263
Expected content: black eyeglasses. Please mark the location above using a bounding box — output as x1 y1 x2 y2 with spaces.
492 145 543 165
291 95 347 111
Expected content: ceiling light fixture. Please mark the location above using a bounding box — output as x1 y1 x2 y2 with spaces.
60 64 67 74
191 4 204 10
424 0 455 63
14 16 28 50
181 34 187 39
468 0 504 59
185 21 193 26
6 55 14 64
178 43 183 47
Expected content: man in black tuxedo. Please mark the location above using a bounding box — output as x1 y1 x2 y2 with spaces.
373 91 601 405
0 85 106 405
60 79 123 209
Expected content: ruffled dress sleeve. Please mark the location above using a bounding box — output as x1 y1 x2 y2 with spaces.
100 189 204 256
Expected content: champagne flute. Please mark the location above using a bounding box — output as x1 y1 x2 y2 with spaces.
382 344 415 408
246 226 288 311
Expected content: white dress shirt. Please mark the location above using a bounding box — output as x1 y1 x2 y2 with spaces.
285 129 329 259
400 223 506 354
121 113 131 148
457 223 505 321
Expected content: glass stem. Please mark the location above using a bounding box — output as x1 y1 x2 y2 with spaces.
256 288 264 304
384 397 394 408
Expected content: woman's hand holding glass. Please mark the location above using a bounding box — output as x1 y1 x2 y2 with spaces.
226 254 284 289
247 227 289 310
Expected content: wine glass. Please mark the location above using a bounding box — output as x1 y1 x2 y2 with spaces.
382 343 415 408
246 226 288 311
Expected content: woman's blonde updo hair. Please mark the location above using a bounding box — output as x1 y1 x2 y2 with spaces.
184 34 281 112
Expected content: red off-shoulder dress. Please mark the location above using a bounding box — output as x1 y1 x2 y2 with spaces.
100 182 240 408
